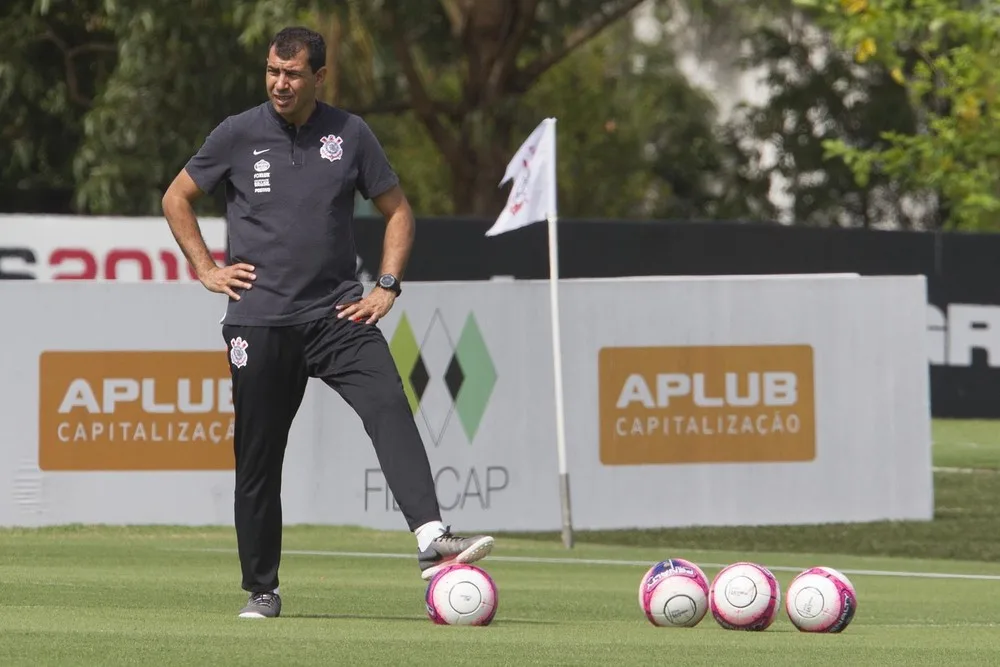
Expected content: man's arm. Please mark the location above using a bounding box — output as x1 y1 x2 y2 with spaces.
161 169 219 280
354 118 410 282
336 119 410 323
372 184 415 281
161 168 255 300
335 183 413 324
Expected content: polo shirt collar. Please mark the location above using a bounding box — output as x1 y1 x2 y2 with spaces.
266 99 323 131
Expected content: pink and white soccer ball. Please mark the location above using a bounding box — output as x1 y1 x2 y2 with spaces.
709 562 781 631
638 558 710 627
785 566 858 633
425 564 498 626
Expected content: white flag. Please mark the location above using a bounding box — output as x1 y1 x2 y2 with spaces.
485 118 558 237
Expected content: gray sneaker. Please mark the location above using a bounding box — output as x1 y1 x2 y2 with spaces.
238 592 281 618
419 527 495 580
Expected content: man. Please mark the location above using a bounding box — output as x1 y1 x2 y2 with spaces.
161 26 494 619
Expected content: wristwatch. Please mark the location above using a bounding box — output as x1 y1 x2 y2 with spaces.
377 273 402 295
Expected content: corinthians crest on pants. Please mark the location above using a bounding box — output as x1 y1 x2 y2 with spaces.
319 134 343 162
230 337 249 368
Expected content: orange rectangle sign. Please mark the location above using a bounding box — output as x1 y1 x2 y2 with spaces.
39 351 235 471
599 345 816 465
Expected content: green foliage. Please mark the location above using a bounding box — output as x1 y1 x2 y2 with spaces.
16 0 974 227
518 28 658 220
0 0 117 212
541 25 730 219
718 4 924 227
390 16 733 219
2 0 738 220
72 0 280 215
365 111 454 216
229 0 671 217
805 0 1000 229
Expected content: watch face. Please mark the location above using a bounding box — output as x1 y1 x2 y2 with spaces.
379 275 393 287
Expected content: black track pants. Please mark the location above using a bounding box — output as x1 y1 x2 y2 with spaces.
222 313 442 593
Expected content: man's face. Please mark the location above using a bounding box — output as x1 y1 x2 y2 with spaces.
265 45 324 121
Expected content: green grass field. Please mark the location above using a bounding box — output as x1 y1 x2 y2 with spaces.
2 418 999 666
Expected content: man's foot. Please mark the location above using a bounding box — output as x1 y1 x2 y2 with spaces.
238 591 281 618
418 527 494 581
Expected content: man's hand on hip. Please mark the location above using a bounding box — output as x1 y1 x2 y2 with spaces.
336 287 396 324
200 263 256 301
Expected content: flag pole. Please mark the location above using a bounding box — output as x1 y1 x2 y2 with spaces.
543 118 573 549
485 117 573 548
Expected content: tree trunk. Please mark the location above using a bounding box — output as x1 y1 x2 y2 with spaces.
447 111 515 216
381 1 643 215
321 13 341 105
450 152 510 216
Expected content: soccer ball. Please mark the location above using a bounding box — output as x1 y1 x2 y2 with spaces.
785 566 857 633
425 564 498 626
638 558 709 627
709 562 781 631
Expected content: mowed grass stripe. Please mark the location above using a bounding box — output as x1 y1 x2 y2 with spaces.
3 532 1000 667
182 546 1000 581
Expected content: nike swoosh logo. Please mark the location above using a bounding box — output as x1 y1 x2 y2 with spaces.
253 149 270 155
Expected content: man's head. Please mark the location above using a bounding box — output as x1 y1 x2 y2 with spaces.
266 27 326 125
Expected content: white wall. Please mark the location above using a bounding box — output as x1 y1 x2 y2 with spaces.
0 274 933 530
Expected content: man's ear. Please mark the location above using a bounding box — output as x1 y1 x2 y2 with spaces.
314 65 328 88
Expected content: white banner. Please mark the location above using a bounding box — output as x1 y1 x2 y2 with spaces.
0 214 227 281
0 275 932 530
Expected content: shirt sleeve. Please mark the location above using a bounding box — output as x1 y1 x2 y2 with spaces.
355 119 400 200
184 117 233 195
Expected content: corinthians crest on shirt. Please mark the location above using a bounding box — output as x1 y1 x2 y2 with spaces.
230 337 249 368
319 134 344 162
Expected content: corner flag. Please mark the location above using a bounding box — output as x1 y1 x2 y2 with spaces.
486 118 574 549
486 118 558 237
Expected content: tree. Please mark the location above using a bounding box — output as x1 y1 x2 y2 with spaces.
716 6 925 228
1 0 764 221
253 0 737 219
516 16 730 219
645 0 930 227
55 0 736 220
807 0 1000 230
244 0 753 220
71 0 272 215
0 0 117 213
367 12 736 220
252 0 652 217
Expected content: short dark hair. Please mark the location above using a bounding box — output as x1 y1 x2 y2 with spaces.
269 27 326 73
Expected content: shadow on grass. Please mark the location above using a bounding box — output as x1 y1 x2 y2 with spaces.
283 613 555 625
282 613 426 622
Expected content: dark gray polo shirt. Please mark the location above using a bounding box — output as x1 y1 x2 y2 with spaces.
184 101 399 326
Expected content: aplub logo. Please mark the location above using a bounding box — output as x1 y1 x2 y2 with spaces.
389 310 497 445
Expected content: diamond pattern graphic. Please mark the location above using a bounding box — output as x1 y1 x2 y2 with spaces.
444 354 464 401
453 313 497 442
389 314 420 414
417 311 457 445
410 356 430 403
387 309 496 445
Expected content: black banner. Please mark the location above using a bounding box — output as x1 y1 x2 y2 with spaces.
354 217 1000 418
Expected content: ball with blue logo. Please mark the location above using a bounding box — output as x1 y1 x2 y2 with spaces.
638 558 710 627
